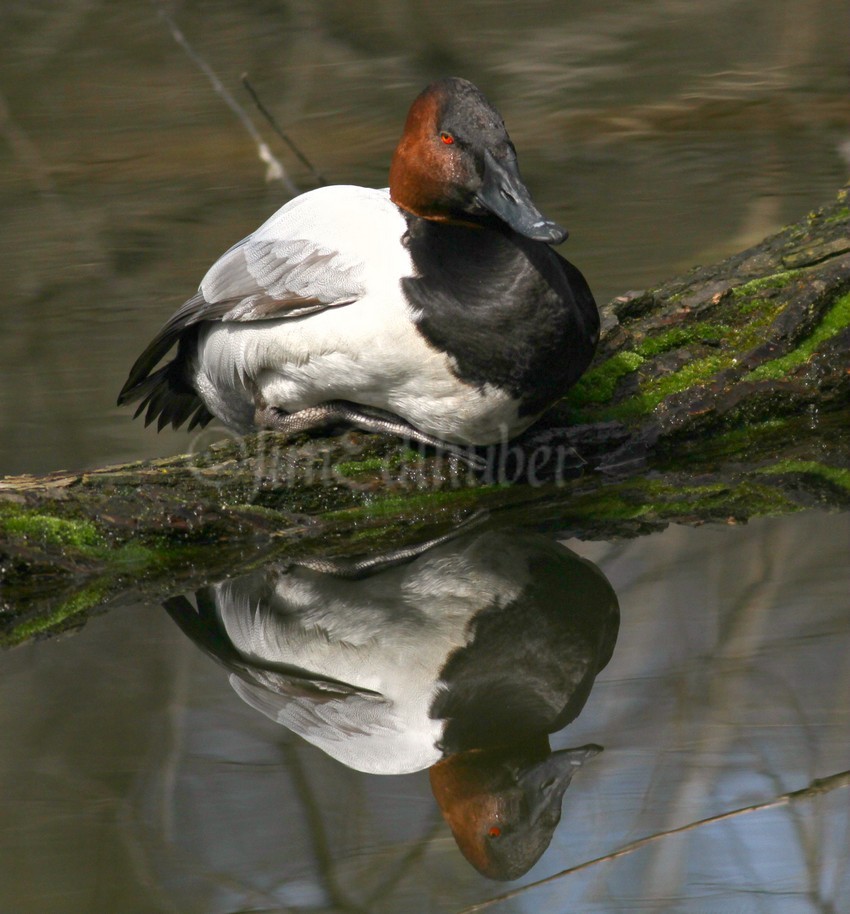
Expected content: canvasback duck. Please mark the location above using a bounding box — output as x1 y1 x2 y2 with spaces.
164 527 617 775
118 78 599 454
164 525 617 879
430 740 600 880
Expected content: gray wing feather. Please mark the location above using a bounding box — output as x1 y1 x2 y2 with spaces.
117 186 401 423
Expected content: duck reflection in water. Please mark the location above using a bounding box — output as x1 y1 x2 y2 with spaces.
165 525 619 881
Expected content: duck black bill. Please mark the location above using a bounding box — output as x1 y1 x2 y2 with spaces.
519 744 601 821
476 150 568 244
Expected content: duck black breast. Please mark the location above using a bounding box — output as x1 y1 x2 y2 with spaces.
402 217 599 417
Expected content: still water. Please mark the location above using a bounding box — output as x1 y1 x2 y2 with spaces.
2 513 848 912
1 1 848 912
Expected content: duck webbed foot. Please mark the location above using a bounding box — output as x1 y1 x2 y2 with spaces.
253 400 485 469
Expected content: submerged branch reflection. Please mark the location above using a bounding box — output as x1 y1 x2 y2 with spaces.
457 770 850 914
164 525 619 880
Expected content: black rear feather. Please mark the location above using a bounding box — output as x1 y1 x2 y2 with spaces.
117 295 215 431
117 288 319 431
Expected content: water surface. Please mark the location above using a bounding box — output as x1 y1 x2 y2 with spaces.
1 513 848 911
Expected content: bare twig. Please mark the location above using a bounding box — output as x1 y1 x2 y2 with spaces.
156 4 297 193
363 814 446 906
456 770 850 913
242 74 327 187
280 742 371 914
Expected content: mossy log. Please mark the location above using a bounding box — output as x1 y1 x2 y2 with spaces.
2 187 849 645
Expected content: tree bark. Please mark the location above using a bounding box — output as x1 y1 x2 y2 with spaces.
2 186 849 644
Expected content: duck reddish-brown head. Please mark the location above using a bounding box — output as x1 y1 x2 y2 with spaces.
389 77 568 243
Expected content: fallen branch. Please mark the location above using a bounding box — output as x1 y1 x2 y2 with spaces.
2 187 849 645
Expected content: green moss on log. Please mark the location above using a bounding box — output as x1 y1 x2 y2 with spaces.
754 460 850 493
746 291 850 380
567 351 646 406
323 485 505 522
0 506 103 552
1 581 111 647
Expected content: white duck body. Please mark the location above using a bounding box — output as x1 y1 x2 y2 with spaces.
211 535 531 775
191 184 523 445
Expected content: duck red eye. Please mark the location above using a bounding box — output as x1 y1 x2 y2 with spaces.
440 132 454 145
488 826 501 838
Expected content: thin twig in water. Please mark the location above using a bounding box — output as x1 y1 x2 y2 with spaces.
456 769 850 913
280 742 371 914
242 75 327 187
155 4 297 194
364 812 447 906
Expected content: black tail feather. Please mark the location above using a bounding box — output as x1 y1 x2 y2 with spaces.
117 326 182 407
117 291 223 431
118 328 213 432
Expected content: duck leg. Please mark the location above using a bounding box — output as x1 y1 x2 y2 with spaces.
254 400 485 468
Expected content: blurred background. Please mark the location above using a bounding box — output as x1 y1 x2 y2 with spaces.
0 0 847 475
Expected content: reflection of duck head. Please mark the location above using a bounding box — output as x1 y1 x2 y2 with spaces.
165 524 618 879
430 739 600 880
